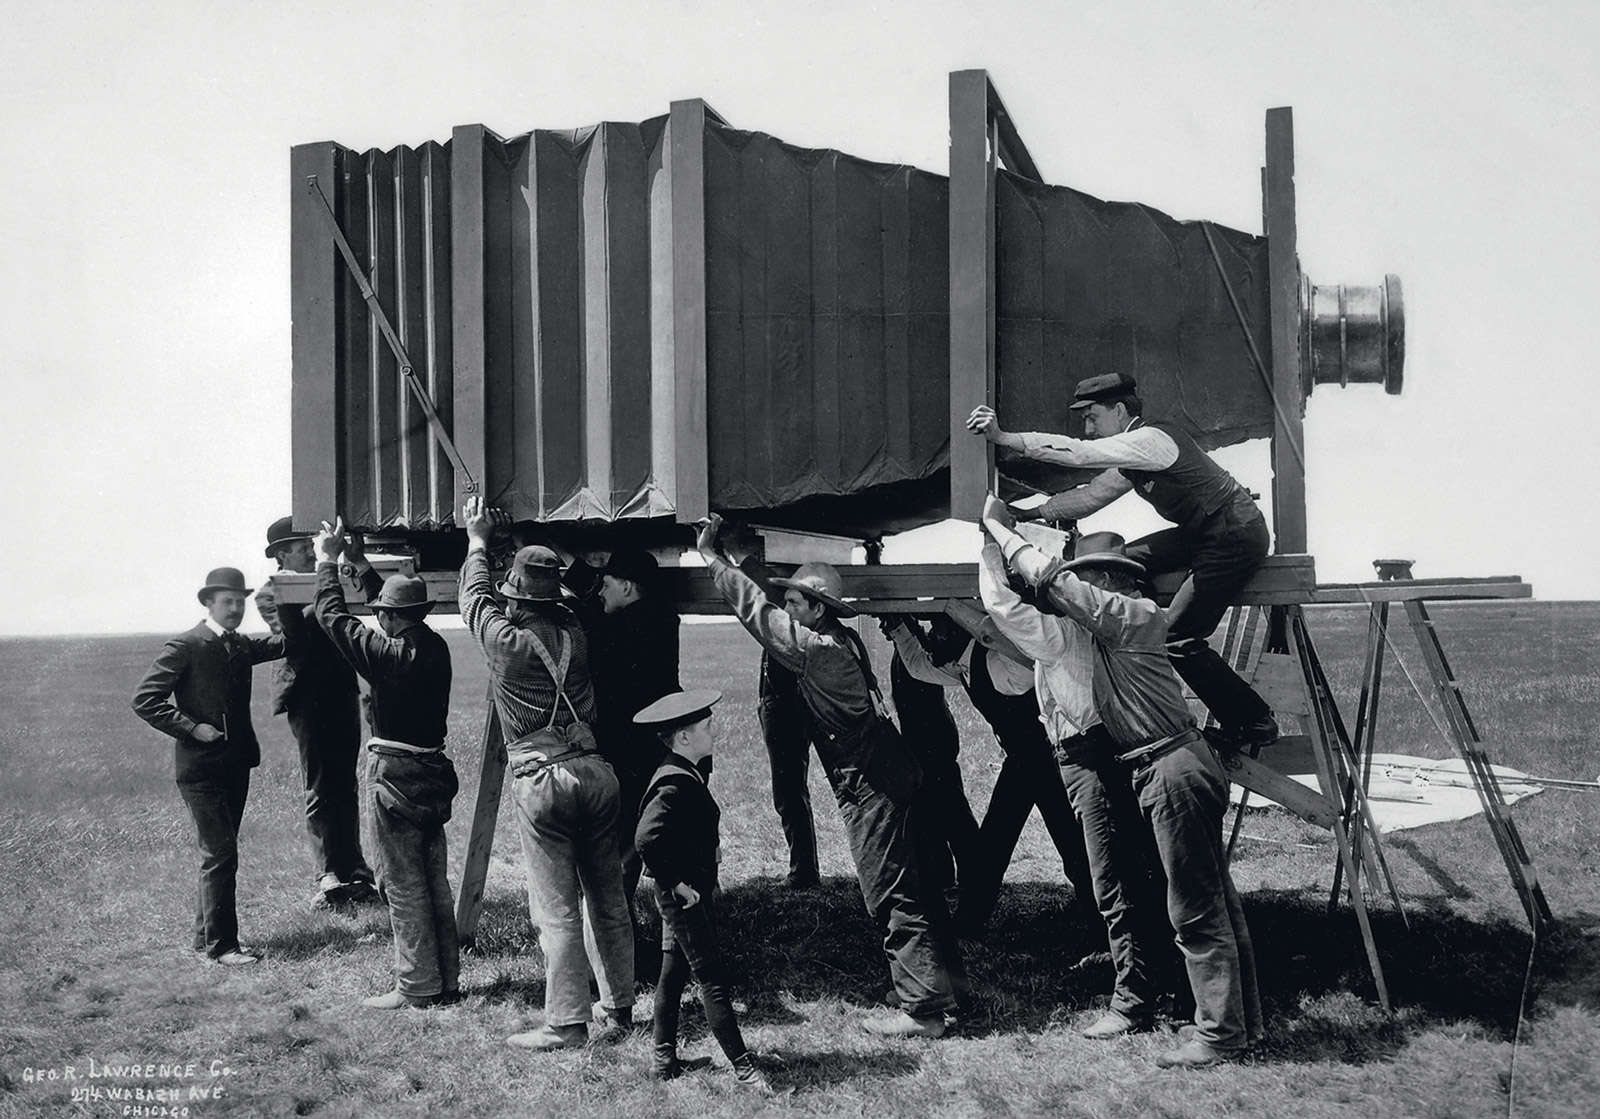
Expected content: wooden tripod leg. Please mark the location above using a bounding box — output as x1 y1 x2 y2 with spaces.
1291 607 1391 1011
1402 600 1553 931
1317 609 1408 926
455 696 508 947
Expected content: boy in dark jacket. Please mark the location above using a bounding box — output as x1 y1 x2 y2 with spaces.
634 690 771 1093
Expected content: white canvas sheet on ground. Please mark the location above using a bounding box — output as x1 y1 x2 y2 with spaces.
1230 752 1543 833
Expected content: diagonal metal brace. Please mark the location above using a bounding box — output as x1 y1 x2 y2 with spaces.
305 175 478 494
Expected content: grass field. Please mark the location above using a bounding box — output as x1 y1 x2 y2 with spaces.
1 601 1598 1118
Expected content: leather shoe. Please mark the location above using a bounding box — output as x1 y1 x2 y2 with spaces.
363 988 443 1010
1155 1038 1240 1069
860 1010 946 1039
1082 1009 1150 1039
210 950 259 967
1207 717 1280 754
506 1024 587 1051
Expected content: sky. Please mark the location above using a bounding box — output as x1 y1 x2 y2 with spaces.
3 0 1598 636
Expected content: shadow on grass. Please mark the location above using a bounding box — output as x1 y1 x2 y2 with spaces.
768 1047 924 1093
709 876 1565 1060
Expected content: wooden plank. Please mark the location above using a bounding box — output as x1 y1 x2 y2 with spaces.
1311 577 1531 604
1264 107 1307 554
454 699 507 943
395 145 432 526
290 143 342 531
581 125 616 515
647 115 677 515
450 125 490 511
365 148 401 527
1224 751 1338 830
949 69 996 523
273 553 1322 612
420 141 455 525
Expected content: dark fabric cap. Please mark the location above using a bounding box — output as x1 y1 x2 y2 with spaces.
198 567 253 603
367 573 434 613
601 547 659 588
634 688 723 733
264 515 315 557
1068 372 1140 410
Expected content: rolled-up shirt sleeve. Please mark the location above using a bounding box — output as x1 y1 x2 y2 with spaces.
706 555 817 673
887 624 962 687
1016 426 1178 471
979 542 1066 665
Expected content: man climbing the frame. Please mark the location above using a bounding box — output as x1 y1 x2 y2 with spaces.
968 373 1279 751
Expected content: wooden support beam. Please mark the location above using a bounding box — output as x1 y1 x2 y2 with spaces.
451 125 492 513
668 99 712 522
291 143 343 530
949 70 997 523
1264 107 1307 555
269 553 1325 612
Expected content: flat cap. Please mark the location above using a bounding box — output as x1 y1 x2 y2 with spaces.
634 689 723 731
1068 372 1140 410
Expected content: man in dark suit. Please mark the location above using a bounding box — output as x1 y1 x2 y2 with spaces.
132 567 284 965
563 546 681 922
258 516 377 908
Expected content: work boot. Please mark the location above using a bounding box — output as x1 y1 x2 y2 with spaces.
506 1023 587 1051
1206 717 1280 755
592 1005 634 1043
650 1044 712 1081
1081 1008 1151 1040
860 1010 946 1038
1155 1038 1240 1069
362 988 441 1010
731 1052 775 1095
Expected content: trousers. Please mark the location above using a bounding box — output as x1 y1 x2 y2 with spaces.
1125 497 1273 731
1129 738 1261 1050
178 772 250 958
369 761 460 999
288 693 372 885
652 884 749 1061
1057 755 1169 1019
759 656 820 885
510 752 635 1027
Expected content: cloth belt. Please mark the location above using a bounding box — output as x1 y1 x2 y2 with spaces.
367 736 444 756
1114 726 1204 769
1052 727 1114 767
505 726 599 780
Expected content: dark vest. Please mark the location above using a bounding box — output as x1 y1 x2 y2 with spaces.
1120 420 1248 530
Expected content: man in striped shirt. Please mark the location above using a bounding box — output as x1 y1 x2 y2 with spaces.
458 497 634 1051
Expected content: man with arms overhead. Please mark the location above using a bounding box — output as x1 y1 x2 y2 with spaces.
458 497 634 1051
310 519 459 1010
968 373 1278 751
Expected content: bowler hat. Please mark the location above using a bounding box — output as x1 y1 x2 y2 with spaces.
634 688 723 733
769 562 858 618
1059 530 1146 578
264 515 315 557
497 545 564 601
1068 372 1140 410
601 547 659 588
367 573 434 614
198 567 254 603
